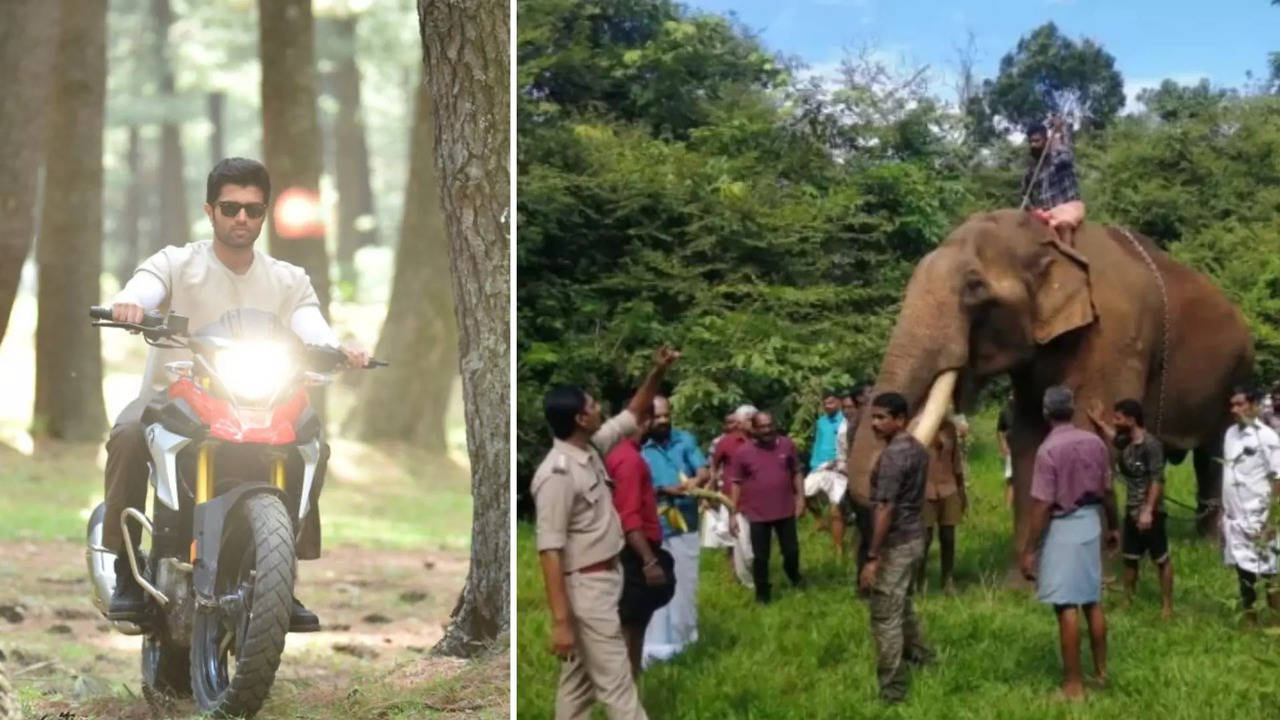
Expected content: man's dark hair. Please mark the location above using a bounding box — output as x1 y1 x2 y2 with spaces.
1231 385 1263 404
206 157 272 205
846 381 873 400
1114 399 1144 427
871 392 909 419
544 385 588 440
1025 121 1046 138
822 388 839 400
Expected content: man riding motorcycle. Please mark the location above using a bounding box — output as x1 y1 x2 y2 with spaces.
103 157 368 630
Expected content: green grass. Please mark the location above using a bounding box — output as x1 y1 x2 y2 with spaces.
517 409 1280 718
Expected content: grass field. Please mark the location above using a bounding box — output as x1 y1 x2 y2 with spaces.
517 409 1280 719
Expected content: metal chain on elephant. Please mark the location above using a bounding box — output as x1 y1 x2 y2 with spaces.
1117 227 1172 436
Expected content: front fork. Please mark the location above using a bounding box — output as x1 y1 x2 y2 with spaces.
191 444 287 560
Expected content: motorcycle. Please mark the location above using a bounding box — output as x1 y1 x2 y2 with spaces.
84 306 382 717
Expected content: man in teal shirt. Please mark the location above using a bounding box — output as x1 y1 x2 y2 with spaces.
640 395 709 666
811 390 844 469
804 391 848 542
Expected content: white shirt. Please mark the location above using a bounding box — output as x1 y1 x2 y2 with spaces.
113 242 341 399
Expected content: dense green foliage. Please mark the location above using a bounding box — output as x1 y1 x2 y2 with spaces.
517 410 1280 718
516 0 1280 492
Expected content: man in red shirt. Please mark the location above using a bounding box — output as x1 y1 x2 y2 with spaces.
709 405 756 584
728 411 805 603
605 409 674 677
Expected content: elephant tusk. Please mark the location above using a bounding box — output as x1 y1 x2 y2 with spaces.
910 370 958 448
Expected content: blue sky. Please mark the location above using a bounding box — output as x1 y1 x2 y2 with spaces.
681 0 1277 110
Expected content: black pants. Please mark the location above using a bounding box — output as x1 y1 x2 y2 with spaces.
853 502 874 578
1236 566 1276 610
750 516 801 602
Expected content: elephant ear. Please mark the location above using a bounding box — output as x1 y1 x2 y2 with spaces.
1031 239 1095 344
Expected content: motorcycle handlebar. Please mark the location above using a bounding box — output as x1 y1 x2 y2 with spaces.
89 306 112 321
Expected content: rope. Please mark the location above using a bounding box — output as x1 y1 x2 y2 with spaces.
1117 227 1172 436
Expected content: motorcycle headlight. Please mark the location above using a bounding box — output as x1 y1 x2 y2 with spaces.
215 342 295 402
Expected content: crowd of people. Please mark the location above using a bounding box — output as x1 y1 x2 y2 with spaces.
529 346 1280 715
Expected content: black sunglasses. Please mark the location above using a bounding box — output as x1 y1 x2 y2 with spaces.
217 201 267 219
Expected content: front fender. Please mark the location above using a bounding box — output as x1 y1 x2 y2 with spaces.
192 483 290 600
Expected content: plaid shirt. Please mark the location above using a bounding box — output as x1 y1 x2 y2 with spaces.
1022 131 1081 209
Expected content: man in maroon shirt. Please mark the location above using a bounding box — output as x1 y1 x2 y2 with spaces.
1020 385 1119 701
605 410 675 677
711 406 756 581
728 411 805 603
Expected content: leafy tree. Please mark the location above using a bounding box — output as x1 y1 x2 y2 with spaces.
1136 78 1234 121
985 22 1124 131
517 0 976 495
518 0 783 138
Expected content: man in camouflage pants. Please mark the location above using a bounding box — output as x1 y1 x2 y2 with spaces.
858 392 935 704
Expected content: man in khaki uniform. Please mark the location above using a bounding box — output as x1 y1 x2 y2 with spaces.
915 418 967 595
533 347 678 720
103 158 368 627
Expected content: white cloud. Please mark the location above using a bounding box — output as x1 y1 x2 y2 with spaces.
1123 72 1211 114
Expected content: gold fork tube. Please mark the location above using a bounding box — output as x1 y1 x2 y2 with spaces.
196 444 211 504
272 457 286 490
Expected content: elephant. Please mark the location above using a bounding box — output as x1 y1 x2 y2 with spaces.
846 209 1253 567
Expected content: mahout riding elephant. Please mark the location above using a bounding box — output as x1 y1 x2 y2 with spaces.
846 209 1253 563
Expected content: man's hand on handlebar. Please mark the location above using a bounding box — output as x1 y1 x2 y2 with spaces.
338 342 372 369
112 301 145 325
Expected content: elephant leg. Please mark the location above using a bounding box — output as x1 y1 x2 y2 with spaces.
1193 444 1223 538
1005 421 1045 588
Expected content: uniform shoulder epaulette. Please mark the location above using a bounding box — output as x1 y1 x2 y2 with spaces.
551 454 569 474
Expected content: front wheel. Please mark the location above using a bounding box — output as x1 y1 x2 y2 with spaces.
190 493 295 718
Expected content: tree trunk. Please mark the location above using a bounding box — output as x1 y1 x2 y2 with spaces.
332 16 378 299
208 91 226 165
153 0 188 250
114 125 142 287
0 0 59 347
347 79 456 450
34 0 108 442
258 0 330 319
419 0 510 658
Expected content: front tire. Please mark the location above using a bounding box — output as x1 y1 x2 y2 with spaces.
190 493 295 718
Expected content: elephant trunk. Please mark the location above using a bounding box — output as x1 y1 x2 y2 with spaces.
847 249 970 504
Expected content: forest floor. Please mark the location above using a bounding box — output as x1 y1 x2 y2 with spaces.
0 290 508 718
517 407 1280 719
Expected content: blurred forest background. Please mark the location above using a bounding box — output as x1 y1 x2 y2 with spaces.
515 0 1280 502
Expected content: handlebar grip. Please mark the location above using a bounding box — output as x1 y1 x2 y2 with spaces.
367 359 389 368
89 306 112 320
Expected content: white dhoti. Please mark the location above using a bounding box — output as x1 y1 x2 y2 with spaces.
643 532 701 667
701 505 734 548
731 513 754 588
701 506 753 588
1222 514 1278 575
803 466 847 505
